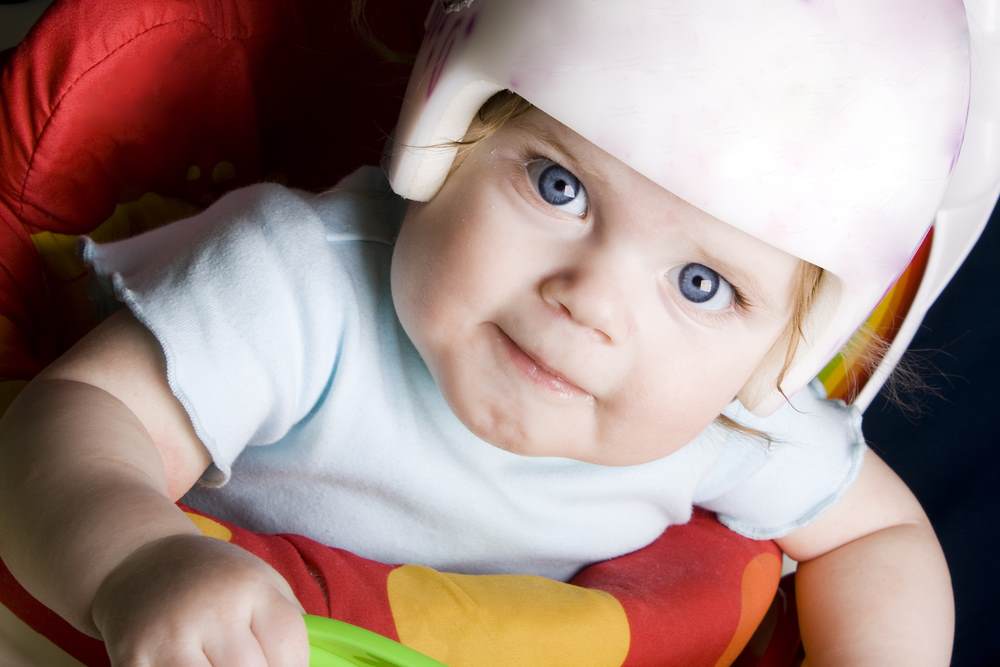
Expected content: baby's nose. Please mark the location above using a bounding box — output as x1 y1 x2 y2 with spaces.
538 266 634 344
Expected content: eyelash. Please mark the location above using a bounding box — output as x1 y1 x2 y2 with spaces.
517 146 753 320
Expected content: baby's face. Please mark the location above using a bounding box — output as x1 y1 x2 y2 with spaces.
391 108 801 465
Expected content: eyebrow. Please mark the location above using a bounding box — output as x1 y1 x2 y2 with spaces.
514 120 609 189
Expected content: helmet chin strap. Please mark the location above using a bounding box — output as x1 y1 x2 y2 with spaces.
738 272 842 416
737 333 791 416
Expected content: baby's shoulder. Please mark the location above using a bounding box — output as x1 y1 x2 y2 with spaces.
207 166 404 247
310 166 408 246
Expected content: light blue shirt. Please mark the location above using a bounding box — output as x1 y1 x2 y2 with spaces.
83 167 866 581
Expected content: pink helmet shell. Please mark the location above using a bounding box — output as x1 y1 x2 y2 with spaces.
388 0 972 415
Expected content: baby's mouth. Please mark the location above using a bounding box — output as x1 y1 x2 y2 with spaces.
495 326 591 399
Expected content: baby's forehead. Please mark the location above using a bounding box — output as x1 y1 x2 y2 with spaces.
504 110 612 168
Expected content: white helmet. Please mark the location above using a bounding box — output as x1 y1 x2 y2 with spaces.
387 0 998 416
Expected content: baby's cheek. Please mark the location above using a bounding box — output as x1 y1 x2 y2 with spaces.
391 231 452 340
608 355 741 458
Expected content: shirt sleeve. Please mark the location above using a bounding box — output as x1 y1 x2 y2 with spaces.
693 381 868 540
80 183 348 486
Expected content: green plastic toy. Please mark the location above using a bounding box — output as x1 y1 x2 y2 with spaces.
306 615 447 667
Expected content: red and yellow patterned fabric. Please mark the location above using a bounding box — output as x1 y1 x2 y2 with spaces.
0 0 833 664
0 506 788 667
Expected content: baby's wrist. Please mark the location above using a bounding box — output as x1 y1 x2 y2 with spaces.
88 531 203 639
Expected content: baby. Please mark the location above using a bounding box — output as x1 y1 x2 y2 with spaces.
0 1 968 665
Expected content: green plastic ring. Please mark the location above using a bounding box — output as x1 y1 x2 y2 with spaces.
306 615 447 667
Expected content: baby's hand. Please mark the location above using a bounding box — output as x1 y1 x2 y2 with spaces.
91 533 309 666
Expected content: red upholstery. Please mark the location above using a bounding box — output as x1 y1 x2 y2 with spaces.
0 0 422 375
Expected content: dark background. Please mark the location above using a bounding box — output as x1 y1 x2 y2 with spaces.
863 202 999 667
1 1 998 664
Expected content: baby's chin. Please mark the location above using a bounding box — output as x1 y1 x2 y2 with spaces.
427 333 702 465
454 407 672 467
437 378 594 460
465 403 708 467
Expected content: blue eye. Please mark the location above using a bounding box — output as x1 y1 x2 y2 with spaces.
670 263 735 311
526 159 589 217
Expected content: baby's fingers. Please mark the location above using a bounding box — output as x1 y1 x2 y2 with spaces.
153 652 213 667
251 595 310 667
109 644 211 667
202 629 269 667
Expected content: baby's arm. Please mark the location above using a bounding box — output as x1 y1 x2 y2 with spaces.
0 310 307 665
775 449 953 666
